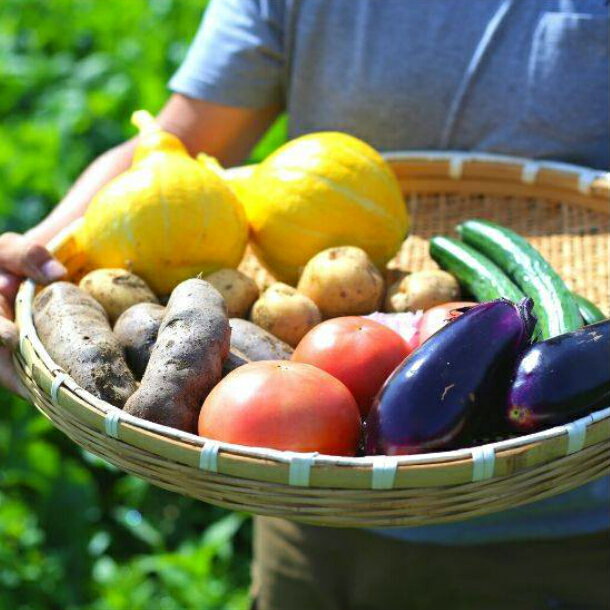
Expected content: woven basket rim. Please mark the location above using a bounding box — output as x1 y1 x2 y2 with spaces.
230 149 610 194
15 150 610 494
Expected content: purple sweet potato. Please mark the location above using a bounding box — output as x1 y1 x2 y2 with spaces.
33 281 137 407
229 318 294 361
124 279 230 432
222 347 250 376
113 302 165 379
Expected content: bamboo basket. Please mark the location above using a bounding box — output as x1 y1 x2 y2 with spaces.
14 151 610 528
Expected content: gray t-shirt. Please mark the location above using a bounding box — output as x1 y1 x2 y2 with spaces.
170 0 610 544
170 0 609 168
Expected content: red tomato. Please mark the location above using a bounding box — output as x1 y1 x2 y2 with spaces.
292 317 410 416
419 301 477 344
199 361 361 456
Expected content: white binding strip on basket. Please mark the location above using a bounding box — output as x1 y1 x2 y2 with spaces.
577 170 599 195
565 419 587 455
521 161 540 184
471 445 496 482
371 456 399 490
199 441 220 472
50 372 70 406
288 452 318 487
104 410 122 439
449 155 464 179
563 407 610 455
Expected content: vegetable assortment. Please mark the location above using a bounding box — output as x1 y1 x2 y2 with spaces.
28 117 608 458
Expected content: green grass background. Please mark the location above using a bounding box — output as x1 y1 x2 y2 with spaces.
0 1 286 608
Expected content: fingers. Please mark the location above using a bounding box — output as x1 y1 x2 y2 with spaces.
0 232 66 285
0 271 20 319
0 233 57 397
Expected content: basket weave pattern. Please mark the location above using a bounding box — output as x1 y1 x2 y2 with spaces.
15 152 610 527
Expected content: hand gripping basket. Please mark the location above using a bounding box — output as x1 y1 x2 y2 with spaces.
14 151 610 528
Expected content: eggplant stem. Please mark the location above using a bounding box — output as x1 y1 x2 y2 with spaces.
518 297 537 340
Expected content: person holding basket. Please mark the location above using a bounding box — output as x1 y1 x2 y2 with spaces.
1 1 608 608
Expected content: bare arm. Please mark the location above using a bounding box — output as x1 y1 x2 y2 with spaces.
0 94 280 393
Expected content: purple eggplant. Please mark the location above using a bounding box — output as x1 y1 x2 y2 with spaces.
508 319 610 431
365 299 535 455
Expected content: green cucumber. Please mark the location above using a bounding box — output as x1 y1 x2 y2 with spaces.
429 236 524 303
572 293 607 325
457 219 582 339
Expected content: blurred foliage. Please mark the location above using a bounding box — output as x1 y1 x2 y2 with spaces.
0 0 286 234
0 399 252 609
0 0 286 608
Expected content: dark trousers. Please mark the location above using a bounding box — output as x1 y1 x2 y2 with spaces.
251 516 610 610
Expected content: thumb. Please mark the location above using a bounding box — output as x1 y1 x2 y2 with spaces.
0 232 66 284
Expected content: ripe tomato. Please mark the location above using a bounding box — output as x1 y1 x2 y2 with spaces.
292 317 410 416
419 301 477 344
198 361 361 456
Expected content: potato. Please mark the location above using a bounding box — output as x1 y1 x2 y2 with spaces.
297 246 384 318
385 267 409 287
124 279 230 432
79 268 158 323
222 347 250 376
385 270 461 312
113 303 165 379
204 268 259 318
229 318 294 360
33 282 137 407
250 283 321 347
